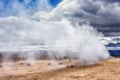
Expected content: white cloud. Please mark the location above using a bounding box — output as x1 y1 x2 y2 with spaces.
49 0 120 24
0 0 110 64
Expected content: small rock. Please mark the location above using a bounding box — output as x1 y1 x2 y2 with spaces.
59 63 63 65
66 65 75 68
48 63 51 65
27 63 31 66
20 63 24 65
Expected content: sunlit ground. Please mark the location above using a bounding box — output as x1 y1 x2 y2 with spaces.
0 57 120 80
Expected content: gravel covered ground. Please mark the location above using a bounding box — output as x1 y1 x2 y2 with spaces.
0 58 120 80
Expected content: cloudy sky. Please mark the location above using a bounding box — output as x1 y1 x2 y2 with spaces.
0 0 120 36
0 0 60 17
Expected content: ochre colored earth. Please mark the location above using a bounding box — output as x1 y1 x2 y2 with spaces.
0 58 120 80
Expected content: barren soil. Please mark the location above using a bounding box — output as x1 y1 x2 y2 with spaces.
0 58 120 80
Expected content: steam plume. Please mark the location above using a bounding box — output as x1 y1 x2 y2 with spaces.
0 0 110 65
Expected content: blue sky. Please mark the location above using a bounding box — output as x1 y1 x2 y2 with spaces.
0 0 61 9
0 0 120 36
49 0 61 7
17 0 61 7
0 0 62 17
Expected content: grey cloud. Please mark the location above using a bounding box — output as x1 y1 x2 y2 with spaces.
0 0 119 36
104 0 120 3
52 0 120 36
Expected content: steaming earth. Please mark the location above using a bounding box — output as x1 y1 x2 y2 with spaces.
0 0 120 80
0 57 120 80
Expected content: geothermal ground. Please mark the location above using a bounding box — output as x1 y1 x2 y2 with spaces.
0 58 120 80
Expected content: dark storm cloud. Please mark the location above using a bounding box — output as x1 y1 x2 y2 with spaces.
0 0 119 36
77 0 120 24
53 0 120 36
67 0 120 36
104 0 120 3
53 0 120 26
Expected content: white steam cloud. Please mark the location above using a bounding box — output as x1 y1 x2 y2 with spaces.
0 0 110 65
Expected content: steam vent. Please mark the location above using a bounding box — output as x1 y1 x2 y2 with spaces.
0 0 120 80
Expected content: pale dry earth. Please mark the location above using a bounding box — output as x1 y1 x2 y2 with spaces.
0 58 120 80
